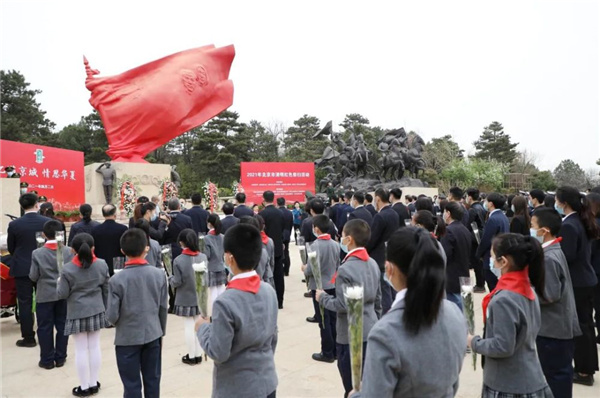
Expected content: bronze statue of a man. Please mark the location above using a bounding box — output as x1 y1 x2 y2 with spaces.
96 162 116 204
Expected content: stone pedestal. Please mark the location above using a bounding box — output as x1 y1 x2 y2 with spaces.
1 179 21 234
85 162 171 214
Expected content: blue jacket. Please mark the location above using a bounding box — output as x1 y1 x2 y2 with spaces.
184 205 209 234
367 205 400 269
475 209 509 264
348 206 373 227
233 204 254 219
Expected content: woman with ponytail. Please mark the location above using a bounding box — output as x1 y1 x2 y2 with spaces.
57 233 110 397
555 186 599 386
68 204 100 246
469 233 552 397
169 229 208 365
205 213 226 303
350 227 466 397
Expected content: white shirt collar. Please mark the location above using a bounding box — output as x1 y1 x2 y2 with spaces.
231 270 258 281
490 208 502 215
392 288 408 308
354 205 364 209
45 240 57 244
25 209 38 214
345 247 363 257
563 212 576 221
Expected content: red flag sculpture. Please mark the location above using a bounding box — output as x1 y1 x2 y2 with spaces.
84 45 235 162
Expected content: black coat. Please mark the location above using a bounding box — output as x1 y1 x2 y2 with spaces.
559 213 597 288
260 205 285 257
348 206 373 227
301 216 338 243
68 219 101 246
365 203 377 217
233 204 254 219
91 219 128 275
161 212 193 258
184 205 210 234
392 202 410 225
336 203 352 232
329 204 339 226
7 212 52 277
441 221 473 293
221 215 240 234
367 205 400 269
509 215 529 236
279 206 294 243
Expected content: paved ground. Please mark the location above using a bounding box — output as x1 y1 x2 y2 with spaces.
1 241 598 397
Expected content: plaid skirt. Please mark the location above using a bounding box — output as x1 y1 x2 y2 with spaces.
174 305 200 317
482 385 554 398
208 270 227 287
64 312 109 336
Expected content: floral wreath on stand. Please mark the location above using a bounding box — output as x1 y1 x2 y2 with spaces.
232 180 245 195
158 179 179 204
115 175 138 217
203 181 219 213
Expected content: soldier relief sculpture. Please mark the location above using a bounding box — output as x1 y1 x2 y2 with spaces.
315 122 427 193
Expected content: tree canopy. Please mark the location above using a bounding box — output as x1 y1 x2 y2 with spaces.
472 121 518 164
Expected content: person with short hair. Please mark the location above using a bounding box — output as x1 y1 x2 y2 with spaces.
106 229 168 398
68 204 100 246
329 194 340 227
277 197 294 276
364 193 377 217
221 202 240 234
348 191 373 226
301 198 338 243
8 193 52 347
30 220 73 369
529 189 546 215
317 219 381 398
350 227 466 398
302 214 340 363
91 204 128 276
140 202 169 241
466 187 487 292
233 192 254 219
58 233 110 397
532 208 581 397
448 186 470 227
196 224 279 398
390 188 410 222
133 218 162 268
161 198 193 259
185 193 209 234
260 191 286 308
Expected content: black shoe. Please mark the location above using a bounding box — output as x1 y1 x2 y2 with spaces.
473 286 486 293
306 316 318 323
312 352 335 363
168 307 175 314
284 272 290 277
278 304 284 310
573 373 594 386
89 382 101 394
304 292 312 298
182 354 197 365
72 387 91 397
55 360 66 368
195 356 203 364
38 361 55 370
301 279 306 283
16 338 36 347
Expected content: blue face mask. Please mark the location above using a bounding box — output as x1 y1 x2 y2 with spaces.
489 257 501 279
511 205 515 213
554 203 565 216
530 228 544 243
483 201 489 212
339 237 349 253
312 229 318 238
151 213 157 222
528 199 534 208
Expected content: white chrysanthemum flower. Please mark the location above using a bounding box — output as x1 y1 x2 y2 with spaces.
344 285 364 300
461 285 473 294
192 261 207 273
307 251 317 259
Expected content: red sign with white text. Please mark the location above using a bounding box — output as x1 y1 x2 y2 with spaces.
241 162 315 205
0 140 85 210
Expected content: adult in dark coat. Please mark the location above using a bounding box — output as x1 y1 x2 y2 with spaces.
466 188 487 292
364 193 377 217
390 188 410 225
278 197 294 276
233 192 254 219
67 203 100 246
440 202 473 311
260 191 285 308
301 199 338 243
221 202 240 234
184 192 209 234
348 191 373 226
91 204 128 276
328 195 340 227
161 198 193 259
448 187 470 227
367 188 400 314
7 193 51 346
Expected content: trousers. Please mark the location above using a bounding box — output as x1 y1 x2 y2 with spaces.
573 286 599 374
15 276 36 340
536 336 575 398
116 338 162 398
337 342 367 398
312 289 337 358
36 300 68 365
273 256 285 308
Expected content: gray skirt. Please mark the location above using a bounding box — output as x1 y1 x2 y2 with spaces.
174 305 200 317
208 270 227 287
64 312 109 336
482 385 554 398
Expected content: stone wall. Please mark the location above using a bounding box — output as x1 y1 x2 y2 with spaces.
1 179 21 234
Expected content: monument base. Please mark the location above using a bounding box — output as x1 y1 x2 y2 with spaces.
85 162 172 215
340 176 438 198
1 179 21 234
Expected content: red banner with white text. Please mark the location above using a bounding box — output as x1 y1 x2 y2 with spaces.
240 162 315 205
0 140 85 210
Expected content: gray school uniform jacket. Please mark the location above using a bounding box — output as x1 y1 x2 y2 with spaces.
57 259 110 320
30 246 73 303
198 281 278 398
106 263 168 346
353 300 467 398
471 290 548 394
539 244 581 339
145 239 162 268
169 252 208 308
304 238 339 290
319 255 382 344
205 233 225 273
256 238 275 283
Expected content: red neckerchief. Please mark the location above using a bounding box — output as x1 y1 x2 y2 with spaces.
209 229 217 236
317 235 331 240
72 255 98 268
182 248 200 256
226 274 261 294
481 267 535 323
331 248 370 284
44 242 57 251
542 237 562 248
260 231 269 245
125 258 149 268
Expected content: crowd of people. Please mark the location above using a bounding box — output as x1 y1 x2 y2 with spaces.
3 183 600 397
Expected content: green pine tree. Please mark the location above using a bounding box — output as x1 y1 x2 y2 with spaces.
472 121 518 164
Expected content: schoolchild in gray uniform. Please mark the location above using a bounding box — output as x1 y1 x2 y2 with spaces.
196 224 278 398
169 228 208 366
57 233 109 397
532 209 581 398
239 216 273 286
205 213 227 304
133 218 162 268
350 227 467 398
106 229 168 398
469 233 553 398
30 219 73 370
303 214 339 363
317 219 381 398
